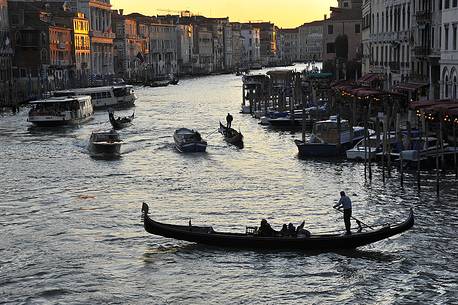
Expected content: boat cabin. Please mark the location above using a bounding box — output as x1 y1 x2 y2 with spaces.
90 130 121 143
312 117 351 143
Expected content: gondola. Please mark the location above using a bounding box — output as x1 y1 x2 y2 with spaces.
109 111 134 130
218 122 244 149
141 203 414 251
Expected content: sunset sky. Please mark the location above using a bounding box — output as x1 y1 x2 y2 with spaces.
111 0 335 28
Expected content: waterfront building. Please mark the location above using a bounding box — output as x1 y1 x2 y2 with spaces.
230 22 243 70
439 0 458 99
322 0 362 80
176 24 194 75
0 0 12 83
298 21 323 62
0 0 13 107
244 22 277 66
112 11 147 80
194 25 213 74
76 0 114 79
362 0 412 90
410 0 441 99
277 28 299 63
8 1 74 95
361 0 371 76
240 24 261 68
149 23 177 78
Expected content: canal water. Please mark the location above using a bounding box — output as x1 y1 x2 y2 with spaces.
1 64 457 304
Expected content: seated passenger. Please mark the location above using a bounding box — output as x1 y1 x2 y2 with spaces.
287 223 296 236
280 224 288 236
259 219 276 237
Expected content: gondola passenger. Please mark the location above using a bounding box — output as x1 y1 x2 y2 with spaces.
259 219 276 236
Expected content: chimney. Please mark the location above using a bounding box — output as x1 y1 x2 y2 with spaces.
119 9 124 16
324 14 327 20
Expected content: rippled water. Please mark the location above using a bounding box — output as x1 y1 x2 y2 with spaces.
1 64 457 304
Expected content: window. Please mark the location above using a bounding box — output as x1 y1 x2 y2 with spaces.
445 26 449 50
445 0 450 8
326 43 335 53
343 2 349 7
355 24 360 33
328 25 333 35
454 26 457 50
454 0 458 7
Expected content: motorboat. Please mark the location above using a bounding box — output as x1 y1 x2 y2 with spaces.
295 116 369 157
88 130 122 159
173 128 207 153
346 134 397 160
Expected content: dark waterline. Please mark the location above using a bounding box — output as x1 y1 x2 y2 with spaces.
1 64 457 304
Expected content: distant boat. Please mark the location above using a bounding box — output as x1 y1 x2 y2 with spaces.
109 111 134 130
28 95 93 127
88 130 122 159
218 122 244 148
173 128 207 153
346 135 397 161
169 75 179 85
295 116 368 157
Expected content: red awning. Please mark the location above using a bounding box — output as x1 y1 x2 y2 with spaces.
394 82 428 92
410 99 457 110
358 73 383 84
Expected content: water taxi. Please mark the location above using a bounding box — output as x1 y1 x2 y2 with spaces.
53 85 136 110
28 96 93 127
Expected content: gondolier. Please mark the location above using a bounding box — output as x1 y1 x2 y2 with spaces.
333 191 352 234
226 113 233 129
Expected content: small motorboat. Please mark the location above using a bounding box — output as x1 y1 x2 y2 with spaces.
173 128 207 153
218 122 244 148
141 203 414 251
295 116 370 157
109 111 134 130
88 130 122 159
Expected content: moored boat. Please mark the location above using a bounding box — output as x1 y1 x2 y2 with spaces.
141 203 414 251
88 130 122 159
173 128 207 153
218 122 244 148
109 111 135 130
28 95 93 127
295 116 369 157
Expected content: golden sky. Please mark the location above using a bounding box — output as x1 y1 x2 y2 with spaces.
111 0 335 28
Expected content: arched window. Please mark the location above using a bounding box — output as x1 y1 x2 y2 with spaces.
41 49 47 63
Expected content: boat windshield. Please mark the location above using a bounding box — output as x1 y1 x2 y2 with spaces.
30 101 80 116
357 138 380 149
113 87 133 97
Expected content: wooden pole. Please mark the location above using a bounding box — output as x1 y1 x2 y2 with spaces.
436 123 440 198
364 104 368 181
302 76 307 142
454 121 457 179
368 102 373 181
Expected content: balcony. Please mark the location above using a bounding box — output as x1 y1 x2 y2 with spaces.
389 61 400 73
415 11 431 23
414 46 431 57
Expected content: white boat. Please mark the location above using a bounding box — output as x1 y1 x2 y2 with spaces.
28 96 93 127
398 137 448 161
346 135 397 160
295 116 370 157
53 85 136 110
88 130 122 159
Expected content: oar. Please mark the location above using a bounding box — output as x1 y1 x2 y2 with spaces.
206 129 220 138
333 206 374 230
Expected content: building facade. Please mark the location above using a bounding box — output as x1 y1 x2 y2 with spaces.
176 24 194 75
322 0 362 80
246 22 277 66
362 0 412 90
439 0 458 99
77 0 114 78
278 28 299 63
241 25 261 68
0 0 12 84
298 21 323 61
149 23 177 78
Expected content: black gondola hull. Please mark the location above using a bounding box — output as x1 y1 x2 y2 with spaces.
142 204 414 251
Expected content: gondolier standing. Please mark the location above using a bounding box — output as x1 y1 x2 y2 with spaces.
334 191 352 234
226 113 233 129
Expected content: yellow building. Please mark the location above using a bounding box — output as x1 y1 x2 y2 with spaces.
72 12 91 80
